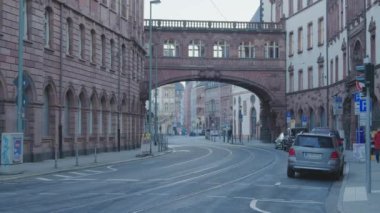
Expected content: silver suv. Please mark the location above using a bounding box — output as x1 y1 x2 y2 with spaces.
287 133 344 180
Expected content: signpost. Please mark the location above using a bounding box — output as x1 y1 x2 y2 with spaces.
1 133 24 165
356 60 374 193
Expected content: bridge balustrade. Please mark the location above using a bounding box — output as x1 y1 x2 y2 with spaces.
145 19 284 32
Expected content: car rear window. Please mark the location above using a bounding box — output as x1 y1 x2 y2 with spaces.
294 135 334 148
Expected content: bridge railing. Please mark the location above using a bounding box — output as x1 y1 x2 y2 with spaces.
144 19 284 32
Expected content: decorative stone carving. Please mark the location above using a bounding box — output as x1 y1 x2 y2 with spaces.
317 53 325 64
341 38 347 51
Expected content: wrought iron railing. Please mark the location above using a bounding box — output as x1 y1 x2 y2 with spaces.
144 19 284 32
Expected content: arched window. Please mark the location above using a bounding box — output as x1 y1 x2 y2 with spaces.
42 88 50 136
101 35 106 67
64 90 75 136
110 39 115 70
79 24 85 59
213 40 229 58
238 42 255 58
110 98 116 134
163 40 179 57
44 7 53 48
121 44 127 74
100 97 107 135
188 40 205 57
78 93 87 136
319 106 326 127
309 108 315 129
90 30 96 63
66 18 73 55
265 41 279 59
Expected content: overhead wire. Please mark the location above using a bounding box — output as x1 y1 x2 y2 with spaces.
208 0 228 21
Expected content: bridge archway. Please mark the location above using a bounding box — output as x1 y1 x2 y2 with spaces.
144 19 287 141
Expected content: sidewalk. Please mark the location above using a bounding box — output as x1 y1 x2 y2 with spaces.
338 150 380 213
0 144 170 181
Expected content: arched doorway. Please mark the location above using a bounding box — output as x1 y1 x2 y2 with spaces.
309 107 315 130
343 97 352 150
319 106 327 127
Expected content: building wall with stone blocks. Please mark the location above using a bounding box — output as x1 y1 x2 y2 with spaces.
0 0 146 162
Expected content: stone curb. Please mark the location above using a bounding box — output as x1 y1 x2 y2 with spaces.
337 161 349 213
0 149 172 182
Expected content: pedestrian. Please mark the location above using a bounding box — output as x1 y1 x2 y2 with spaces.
374 129 380 163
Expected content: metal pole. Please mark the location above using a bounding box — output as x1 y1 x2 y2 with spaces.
154 46 158 148
148 2 153 155
17 0 25 133
117 0 122 152
365 74 372 194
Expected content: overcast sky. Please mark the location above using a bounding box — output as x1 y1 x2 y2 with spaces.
144 0 260 22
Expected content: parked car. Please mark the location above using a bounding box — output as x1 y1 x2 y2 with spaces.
283 127 308 151
287 132 344 180
274 132 286 149
310 127 344 149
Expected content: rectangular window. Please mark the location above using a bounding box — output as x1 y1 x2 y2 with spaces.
318 17 324 45
298 27 303 53
289 0 294 16
290 72 294 92
23 0 29 40
101 35 106 67
90 31 96 63
307 22 313 49
318 64 324 87
297 0 303 11
343 53 347 78
330 60 334 84
79 25 85 59
335 56 339 82
308 67 313 89
298 69 303 90
289 32 294 56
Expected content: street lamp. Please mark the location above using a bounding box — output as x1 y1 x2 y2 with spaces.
148 0 161 155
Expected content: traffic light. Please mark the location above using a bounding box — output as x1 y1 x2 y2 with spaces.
365 63 375 97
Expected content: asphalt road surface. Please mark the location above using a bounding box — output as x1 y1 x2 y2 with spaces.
0 136 341 213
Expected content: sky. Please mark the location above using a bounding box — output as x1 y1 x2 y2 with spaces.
144 0 260 22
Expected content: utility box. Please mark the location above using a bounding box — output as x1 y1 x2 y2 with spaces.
1 133 24 165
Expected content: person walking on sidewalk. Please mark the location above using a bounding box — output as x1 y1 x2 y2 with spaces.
374 129 380 163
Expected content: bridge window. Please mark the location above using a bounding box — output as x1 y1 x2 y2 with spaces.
238 42 256 59
264 42 279 59
188 40 205 57
163 40 179 57
213 40 229 58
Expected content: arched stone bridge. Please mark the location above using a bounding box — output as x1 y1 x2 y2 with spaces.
143 19 286 141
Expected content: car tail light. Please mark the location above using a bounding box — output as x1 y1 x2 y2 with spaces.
330 151 339 159
289 148 296 156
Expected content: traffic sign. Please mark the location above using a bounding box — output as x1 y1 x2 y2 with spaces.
356 65 365 72
360 99 367 112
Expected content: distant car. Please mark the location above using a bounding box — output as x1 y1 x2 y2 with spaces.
274 132 286 149
283 127 308 151
287 133 344 180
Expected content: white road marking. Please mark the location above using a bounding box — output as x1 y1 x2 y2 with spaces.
0 193 18 196
343 186 368 202
53 174 73 179
372 190 380 193
84 169 103 174
63 178 96 181
107 166 117 172
250 199 270 213
36 177 52 181
147 193 169 196
207 195 227 198
173 150 190 153
105 193 126 196
38 192 58 196
106 179 140 182
69 172 88 176
274 182 281 186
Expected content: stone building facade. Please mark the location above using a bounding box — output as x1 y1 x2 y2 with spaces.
0 0 146 161
273 0 380 149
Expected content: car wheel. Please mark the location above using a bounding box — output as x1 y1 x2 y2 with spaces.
287 167 295 178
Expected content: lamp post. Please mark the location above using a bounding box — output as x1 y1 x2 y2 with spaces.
148 0 161 155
